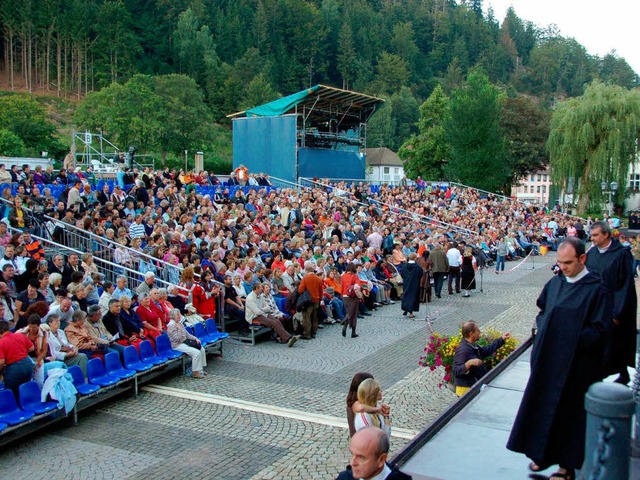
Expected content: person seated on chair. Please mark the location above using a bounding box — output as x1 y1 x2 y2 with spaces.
166 308 207 379
84 305 126 358
245 283 300 347
45 314 89 376
260 282 295 336
102 299 144 352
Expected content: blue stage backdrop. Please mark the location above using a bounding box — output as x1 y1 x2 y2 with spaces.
232 115 297 182
298 148 365 180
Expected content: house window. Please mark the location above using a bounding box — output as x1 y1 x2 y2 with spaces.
536 186 541 193
537 174 542 181
530 175 535 182
383 167 390 175
542 185 547 194
529 186 534 193
394 167 400 175
543 174 548 181
630 174 640 190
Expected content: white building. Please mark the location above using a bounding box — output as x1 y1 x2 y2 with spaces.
364 148 405 184
511 167 552 205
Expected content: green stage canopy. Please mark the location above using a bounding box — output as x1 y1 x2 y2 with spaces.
228 84 384 119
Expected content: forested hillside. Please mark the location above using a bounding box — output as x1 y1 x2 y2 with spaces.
0 0 638 175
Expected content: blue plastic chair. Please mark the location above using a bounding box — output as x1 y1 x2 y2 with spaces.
123 346 154 372
193 322 215 344
155 334 183 359
104 352 136 380
205 318 229 340
139 340 168 365
0 422 7 432
68 366 100 395
86 358 120 387
18 381 60 415
0 389 35 425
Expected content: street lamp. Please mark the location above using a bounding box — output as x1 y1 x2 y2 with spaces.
601 181 619 216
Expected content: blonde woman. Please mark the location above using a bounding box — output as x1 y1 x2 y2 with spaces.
354 378 391 437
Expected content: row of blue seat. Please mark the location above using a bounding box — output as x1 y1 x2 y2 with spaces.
0 320 229 434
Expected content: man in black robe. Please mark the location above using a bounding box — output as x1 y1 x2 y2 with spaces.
400 253 422 318
585 220 637 384
507 238 612 480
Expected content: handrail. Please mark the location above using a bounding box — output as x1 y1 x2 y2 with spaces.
268 176 303 191
299 177 477 236
448 181 512 203
7 226 177 292
0 196 225 288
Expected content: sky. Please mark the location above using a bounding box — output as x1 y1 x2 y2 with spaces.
485 0 640 75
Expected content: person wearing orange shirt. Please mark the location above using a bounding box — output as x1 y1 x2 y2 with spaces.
297 261 323 340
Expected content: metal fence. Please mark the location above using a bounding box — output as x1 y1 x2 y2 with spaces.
299 177 477 237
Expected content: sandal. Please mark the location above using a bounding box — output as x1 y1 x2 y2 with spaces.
548 469 574 480
528 462 548 473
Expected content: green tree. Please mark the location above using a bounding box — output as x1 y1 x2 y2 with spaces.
501 95 550 189
239 73 280 111
371 52 409 95
153 74 214 161
366 100 395 149
548 81 640 214
599 51 640 89
337 22 357 90
398 84 450 180
0 94 57 152
0 129 26 156
389 87 419 149
445 69 507 191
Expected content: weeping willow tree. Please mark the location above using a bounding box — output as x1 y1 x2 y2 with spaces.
548 81 640 214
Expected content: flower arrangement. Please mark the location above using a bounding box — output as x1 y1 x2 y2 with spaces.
419 328 518 388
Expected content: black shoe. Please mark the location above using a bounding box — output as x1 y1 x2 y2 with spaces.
402 311 407 316
436 294 441 299
342 324 347 337
318 324 324 329
351 333 359 338
358 315 364 319
362 312 372 316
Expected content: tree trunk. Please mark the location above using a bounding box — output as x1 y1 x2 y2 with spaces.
576 162 591 215
56 33 61 96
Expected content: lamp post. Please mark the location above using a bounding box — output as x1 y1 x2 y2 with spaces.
601 181 619 216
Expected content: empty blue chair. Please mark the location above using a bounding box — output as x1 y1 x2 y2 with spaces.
185 325 195 336
18 381 60 415
87 358 120 387
123 346 154 372
0 422 6 432
155 334 183 359
205 318 229 340
139 340 168 365
0 389 35 425
104 352 136 380
193 322 215 344
68 366 100 395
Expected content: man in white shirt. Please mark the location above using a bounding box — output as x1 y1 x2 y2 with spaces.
446 242 463 295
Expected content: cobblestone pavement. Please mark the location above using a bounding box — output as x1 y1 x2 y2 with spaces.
0 253 558 480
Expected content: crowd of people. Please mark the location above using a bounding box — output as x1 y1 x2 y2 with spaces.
0 161 633 479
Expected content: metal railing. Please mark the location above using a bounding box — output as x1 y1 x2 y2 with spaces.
7 226 174 293
299 177 477 236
